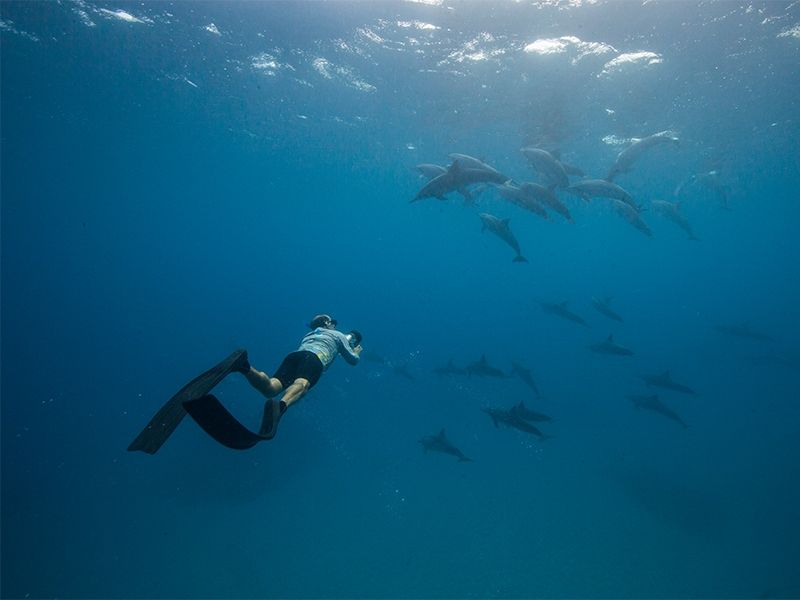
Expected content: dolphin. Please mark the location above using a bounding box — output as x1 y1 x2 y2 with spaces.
589 334 634 356
510 401 551 422
413 169 457 202
416 163 447 179
510 361 541 397
467 354 508 378
694 170 732 210
606 131 680 181
674 169 731 210
481 407 548 438
453 163 508 187
433 359 467 376
419 428 473 462
592 296 624 323
520 147 570 188
413 161 504 203
629 394 687 429
640 370 696 395
413 169 455 202
565 179 637 209
651 199 698 240
478 213 528 263
416 163 474 204
492 182 550 221
519 182 573 223
448 153 505 178
611 198 653 237
540 300 590 328
715 323 774 343
549 149 585 177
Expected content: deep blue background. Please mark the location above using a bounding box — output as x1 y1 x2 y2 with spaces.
2 1 799 598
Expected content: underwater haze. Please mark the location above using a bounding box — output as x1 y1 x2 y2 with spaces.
2 1 800 598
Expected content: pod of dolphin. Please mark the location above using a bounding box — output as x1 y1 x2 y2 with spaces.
412 131 703 263
413 304 778 463
404 137 776 461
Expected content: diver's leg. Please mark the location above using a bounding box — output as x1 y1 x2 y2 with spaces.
244 367 283 399
280 378 311 409
259 378 310 439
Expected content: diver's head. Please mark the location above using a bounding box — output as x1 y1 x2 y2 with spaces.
346 329 363 348
309 314 337 329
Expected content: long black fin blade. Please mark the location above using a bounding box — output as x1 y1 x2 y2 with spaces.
127 349 248 454
183 394 265 450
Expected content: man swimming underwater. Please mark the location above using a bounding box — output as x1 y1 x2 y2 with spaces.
127 314 362 453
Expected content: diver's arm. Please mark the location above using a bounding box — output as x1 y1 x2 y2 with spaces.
334 331 361 365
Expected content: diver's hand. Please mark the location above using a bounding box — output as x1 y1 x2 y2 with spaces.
354 345 363 355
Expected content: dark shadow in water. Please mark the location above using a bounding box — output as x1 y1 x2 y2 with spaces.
611 467 727 541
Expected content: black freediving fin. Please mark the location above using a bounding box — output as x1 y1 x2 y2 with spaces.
127 349 249 454
183 394 267 450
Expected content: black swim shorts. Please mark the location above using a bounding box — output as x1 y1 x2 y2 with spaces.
272 350 324 389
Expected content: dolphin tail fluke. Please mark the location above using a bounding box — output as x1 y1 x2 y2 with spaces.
458 456 474 463
513 255 528 263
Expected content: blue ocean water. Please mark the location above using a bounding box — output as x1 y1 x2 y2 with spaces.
2 1 799 597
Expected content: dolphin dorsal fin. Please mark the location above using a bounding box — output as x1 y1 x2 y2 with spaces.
605 296 612 304
662 370 671 380
502 218 510 226
480 354 487 364
438 428 446 439
607 334 614 342
560 301 568 308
